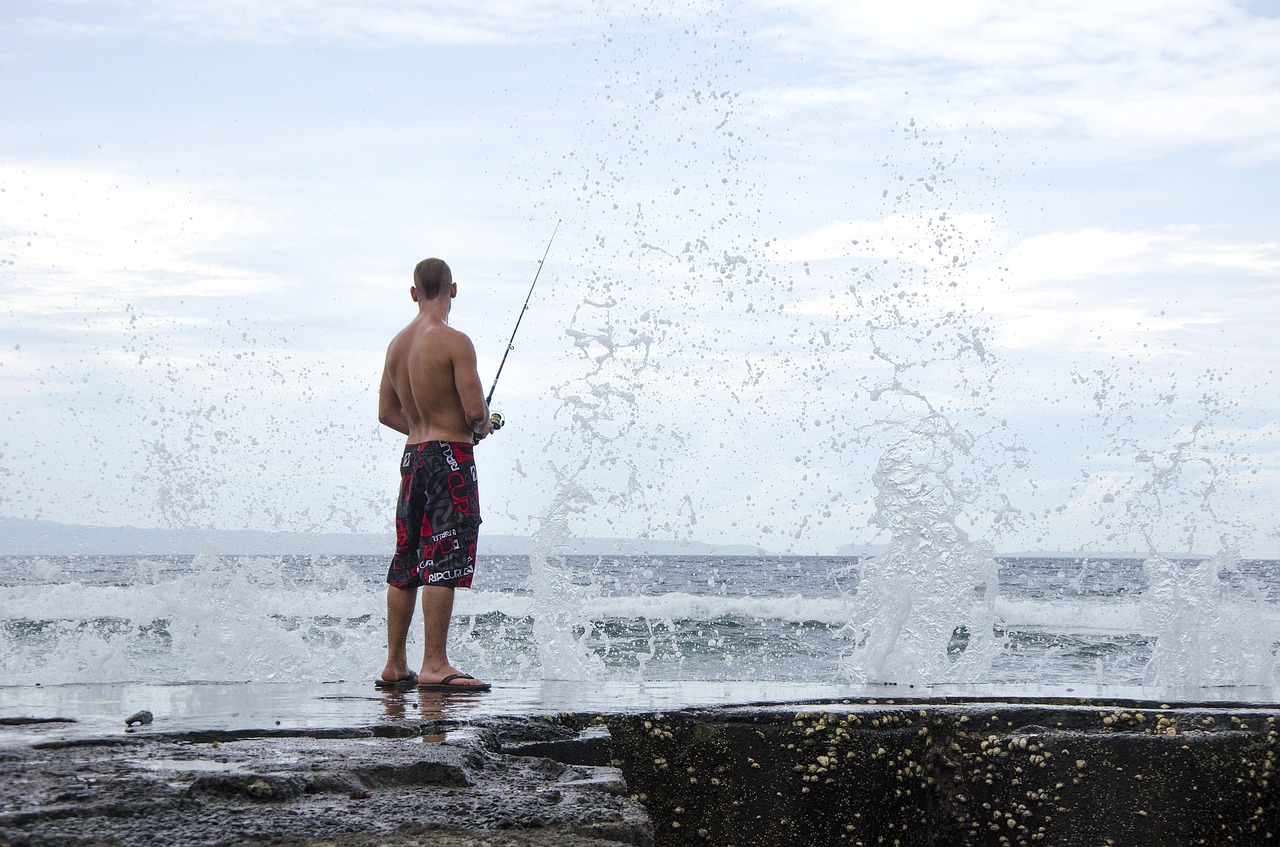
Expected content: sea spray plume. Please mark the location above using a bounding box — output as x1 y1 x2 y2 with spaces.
1115 391 1280 688
527 466 606 679
1070 356 1279 686
523 293 673 679
515 23 752 669
511 24 1012 676
824 121 1019 684
1140 552 1280 689
507 2 763 548
1069 361 1258 556
838 414 1001 684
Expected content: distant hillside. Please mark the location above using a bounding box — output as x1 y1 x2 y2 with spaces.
835 542 889 557
0 517 769 557
0 517 389 556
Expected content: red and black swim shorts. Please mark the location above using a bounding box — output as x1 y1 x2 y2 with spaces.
386 440 481 590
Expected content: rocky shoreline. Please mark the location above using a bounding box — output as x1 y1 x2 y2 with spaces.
0 711 649 847
4 692 1280 846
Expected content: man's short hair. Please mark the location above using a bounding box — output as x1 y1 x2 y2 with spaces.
413 258 452 299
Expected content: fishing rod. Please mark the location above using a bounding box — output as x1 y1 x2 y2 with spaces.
485 220 560 432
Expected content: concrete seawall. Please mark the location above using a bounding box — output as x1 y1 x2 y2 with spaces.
556 697 1280 847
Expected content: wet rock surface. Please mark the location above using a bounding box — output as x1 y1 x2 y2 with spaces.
595 697 1280 847
0 715 650 847
5 695 1280 847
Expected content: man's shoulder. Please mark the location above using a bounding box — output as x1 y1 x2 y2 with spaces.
438 322 477 349
391 315 467 339
388 319 475 356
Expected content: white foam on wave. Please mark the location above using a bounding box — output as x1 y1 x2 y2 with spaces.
18 580 1267 642
459 591 859 624
994 598 1145 635
1 581 382 623
0 553 381 685
588 592 856 624
997 593 1280 638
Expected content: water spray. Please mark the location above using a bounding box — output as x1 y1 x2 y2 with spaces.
485 220 560 433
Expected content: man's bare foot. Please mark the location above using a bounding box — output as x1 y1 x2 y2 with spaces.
376 664 419 690
418 664 490 691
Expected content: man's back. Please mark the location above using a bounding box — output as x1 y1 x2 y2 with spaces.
379 277 488 446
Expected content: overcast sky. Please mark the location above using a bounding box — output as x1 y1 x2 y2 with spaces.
3 0 1279 556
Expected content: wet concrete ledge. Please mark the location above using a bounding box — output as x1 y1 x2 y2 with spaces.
3 694 1280 846
591 696 1280 847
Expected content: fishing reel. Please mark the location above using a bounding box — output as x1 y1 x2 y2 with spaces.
489 412 505 432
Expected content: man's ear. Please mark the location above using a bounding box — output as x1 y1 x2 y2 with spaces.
410 286 419 302
450 281 457 299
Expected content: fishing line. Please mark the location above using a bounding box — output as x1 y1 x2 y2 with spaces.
486 219 560 431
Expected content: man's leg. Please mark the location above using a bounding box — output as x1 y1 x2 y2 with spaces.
381 585 417 682
418 585 487 687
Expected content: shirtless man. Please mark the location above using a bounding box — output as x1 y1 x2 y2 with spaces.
376 258 492 692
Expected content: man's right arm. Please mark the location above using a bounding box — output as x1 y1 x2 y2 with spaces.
451 333 491 440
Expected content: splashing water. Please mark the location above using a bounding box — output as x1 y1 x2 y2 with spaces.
527 469 607 680
1140 552 1280 689
1 553 383 685
838 415 1001 684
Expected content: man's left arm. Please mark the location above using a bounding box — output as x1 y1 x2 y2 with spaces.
378 366 411 436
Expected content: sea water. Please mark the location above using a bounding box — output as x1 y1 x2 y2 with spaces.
3 552 1278 691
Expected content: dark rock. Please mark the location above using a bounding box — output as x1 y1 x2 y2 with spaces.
482 716 582 745
124 711 153 728
506 725 614 767
603 700 1280 847
349 760 474 789
0 718 650 847
189 774 311 802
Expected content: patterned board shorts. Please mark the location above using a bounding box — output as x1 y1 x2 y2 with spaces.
386 440 481 590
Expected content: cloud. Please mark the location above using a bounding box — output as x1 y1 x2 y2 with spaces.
1004 227 1280 283
991 227 1279 354
18 1 1280 160
763 215 1280 359
768 210 1006 265
748 0 1280 161
10 0 637 46
0 162 292 308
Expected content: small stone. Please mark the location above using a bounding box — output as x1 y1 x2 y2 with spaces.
125 710 153 727
348 789 371 800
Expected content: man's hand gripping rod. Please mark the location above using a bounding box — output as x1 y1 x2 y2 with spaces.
485 220 560 433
